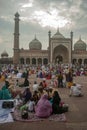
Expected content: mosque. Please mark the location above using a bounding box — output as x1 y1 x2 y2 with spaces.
0 12 87 66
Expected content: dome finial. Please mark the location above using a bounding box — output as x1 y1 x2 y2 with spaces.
52 27 65 39
35 34 36 39
79 35 81 40
57 26 59 33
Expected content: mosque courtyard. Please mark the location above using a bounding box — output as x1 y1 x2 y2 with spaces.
0 75 87 130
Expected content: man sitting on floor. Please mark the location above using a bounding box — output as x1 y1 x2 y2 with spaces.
69 83 83 97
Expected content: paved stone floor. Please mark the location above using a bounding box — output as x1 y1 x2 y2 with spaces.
0 75 87 130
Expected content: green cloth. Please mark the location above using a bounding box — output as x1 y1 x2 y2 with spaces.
0 85 12 100
2 85 7 90
20 105 27 111
1 89 12 99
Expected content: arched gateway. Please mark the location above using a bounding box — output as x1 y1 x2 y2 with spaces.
49 29 72 64
53 45 69 64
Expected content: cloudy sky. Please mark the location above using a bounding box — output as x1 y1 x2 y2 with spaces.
0 0 87 57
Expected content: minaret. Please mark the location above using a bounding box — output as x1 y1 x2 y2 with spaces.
13 12 20 64
70 31 73 63
48 30 51 63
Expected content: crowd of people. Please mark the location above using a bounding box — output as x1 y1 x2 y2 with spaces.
0 63 84 118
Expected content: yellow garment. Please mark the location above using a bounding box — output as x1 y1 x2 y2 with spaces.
67 82 73 88
0 76 5 82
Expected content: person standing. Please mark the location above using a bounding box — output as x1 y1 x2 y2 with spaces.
57 72 63 87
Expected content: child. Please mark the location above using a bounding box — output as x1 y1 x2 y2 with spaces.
15 79 19 87
26 98 35 112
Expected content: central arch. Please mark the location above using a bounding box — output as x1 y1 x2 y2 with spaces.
53 45 69 64
56 55 63 64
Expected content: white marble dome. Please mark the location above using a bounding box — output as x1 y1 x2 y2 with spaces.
74 37 86 51
29 36 42 50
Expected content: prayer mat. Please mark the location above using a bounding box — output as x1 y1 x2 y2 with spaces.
13 109 66 122
49 113 66 122
13 109 45 122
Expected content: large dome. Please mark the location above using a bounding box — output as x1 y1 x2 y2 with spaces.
1 50 8 57
29 36 42 50
52 29 65 39
74 37 86 51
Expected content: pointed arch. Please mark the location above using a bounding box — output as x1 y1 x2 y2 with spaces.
84 59 87 64
72 59 77 64
78 59 82 65
26 58 30 64
20 58 24 64
32 58 36 65
37 58 42 65
43 58 48 65
53 45 69 63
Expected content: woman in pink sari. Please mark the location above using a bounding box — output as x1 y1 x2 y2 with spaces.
35 94 52 118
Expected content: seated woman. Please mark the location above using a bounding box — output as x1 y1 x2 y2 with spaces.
32 91 39 105
23 77 29 87
35 94 52 118
22 88 32 103
69 83 83 97
19 77 29 87
52 91 67 114
0 74 5 82
0 80 12 100
42 79 47 89
9 84 21 98
45 88 53 100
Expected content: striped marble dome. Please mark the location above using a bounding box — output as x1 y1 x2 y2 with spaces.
74 37 86 51
29 36 42 50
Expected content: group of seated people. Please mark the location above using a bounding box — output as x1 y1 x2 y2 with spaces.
0 74 84 119
0 77 48 100
15 87 69 118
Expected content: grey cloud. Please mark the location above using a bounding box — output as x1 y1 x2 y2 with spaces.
20 20 48 48
34 0 73 9
0 0 28 16
80 0 87 12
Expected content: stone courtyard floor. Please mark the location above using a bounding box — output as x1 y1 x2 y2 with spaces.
0 75 87 130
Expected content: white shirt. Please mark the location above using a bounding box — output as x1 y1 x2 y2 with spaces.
32 84 39 92
17 72 22 78
26 101 35 111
